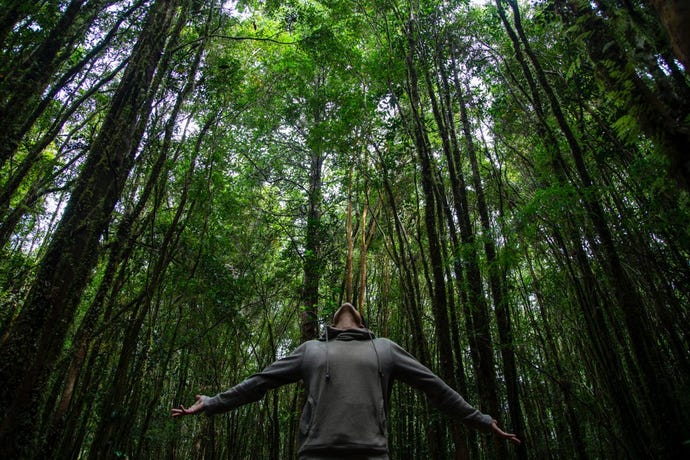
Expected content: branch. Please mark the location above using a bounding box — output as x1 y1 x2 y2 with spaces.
209 33 299 45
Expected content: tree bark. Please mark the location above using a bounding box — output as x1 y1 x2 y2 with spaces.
650 0 690 73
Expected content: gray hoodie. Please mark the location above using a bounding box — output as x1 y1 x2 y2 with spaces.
203 327 493 456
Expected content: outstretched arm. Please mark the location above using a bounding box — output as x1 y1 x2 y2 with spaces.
171 342 306 417
389 340 492 431
171 395 207 417
389 339 521 444
491 420 522 444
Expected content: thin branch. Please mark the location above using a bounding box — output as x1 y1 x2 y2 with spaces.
209 33 300 45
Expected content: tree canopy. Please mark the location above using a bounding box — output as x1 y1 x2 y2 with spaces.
0 0 688 458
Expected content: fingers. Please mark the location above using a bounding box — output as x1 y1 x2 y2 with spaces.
171 404 188 417
171 403 197 417
498 429 521 444
490 420 522 444
172 396 206 418
505 434 522 445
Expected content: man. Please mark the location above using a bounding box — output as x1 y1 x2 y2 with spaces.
172 302 521 459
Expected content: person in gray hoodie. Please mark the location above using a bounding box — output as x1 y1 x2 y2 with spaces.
172 302 521 459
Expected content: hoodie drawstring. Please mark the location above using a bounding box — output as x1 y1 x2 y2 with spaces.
323 328 383 389
325 328 331 382
368 330 384 397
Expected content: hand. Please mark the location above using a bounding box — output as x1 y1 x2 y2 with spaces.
491 420 521 445
171 395 206 417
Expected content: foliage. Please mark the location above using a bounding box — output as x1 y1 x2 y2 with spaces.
0 0 688 458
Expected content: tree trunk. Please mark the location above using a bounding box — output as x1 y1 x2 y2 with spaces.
91 128 200 457
520 245 589 460
0 2 135 216
42 51 208 457
301 146 324 341
377 148 430 364
415 30 504 459
651 0 690 73
345 165 355 303
562 0 690 191
0 54 124 218
0 0 36 48
0 0 183 455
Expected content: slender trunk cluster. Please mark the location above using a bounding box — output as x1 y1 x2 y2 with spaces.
0 0 185 455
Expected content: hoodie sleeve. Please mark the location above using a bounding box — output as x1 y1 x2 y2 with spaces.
203 342 307 416
388 340 494 432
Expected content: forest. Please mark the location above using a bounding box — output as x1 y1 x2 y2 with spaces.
0 0 688 458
